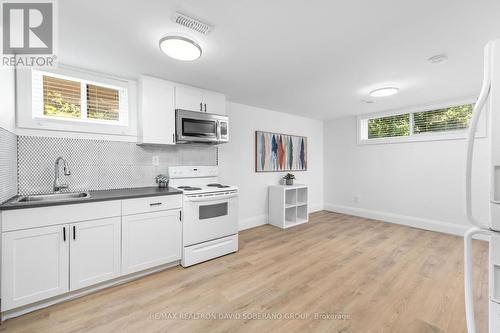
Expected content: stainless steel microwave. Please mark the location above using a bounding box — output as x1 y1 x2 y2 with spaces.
175 109 229 144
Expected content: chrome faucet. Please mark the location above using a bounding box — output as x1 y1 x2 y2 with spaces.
53 157 71 192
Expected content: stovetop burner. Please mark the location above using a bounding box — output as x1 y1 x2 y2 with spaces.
177 186 202 191
207 183 230 188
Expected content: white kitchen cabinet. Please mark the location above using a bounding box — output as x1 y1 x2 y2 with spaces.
70 217 121 291
0 194 183 315
138 75 176 145
1 225 69 311
202 91 226 115
175 85 226 115
122 209 182 274
175 85 204 112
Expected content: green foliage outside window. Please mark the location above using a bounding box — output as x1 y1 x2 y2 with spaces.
43 75 81 119
413 104 473 134
367 103 474 139
42 75 120 122
87 84 120 121
368 114 410 139
44 90 81 118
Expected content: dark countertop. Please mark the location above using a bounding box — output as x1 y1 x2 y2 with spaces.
0 187 183 211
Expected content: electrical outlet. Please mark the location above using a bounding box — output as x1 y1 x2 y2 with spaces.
353 196 359 203
152 156 159 166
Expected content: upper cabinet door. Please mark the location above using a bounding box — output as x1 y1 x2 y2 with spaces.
1 225 69 311
175 85 204 112
70 217 121 291
175 85 226 115
138 75 176 145
202 91 226 115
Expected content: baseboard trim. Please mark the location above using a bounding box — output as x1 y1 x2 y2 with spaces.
239 214 267 231
309 203 324 213
324 203 475 237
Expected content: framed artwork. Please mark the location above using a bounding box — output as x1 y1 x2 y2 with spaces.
255 131 307 172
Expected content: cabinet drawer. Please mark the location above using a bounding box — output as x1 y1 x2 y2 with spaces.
121 195 182 216
182 234 238 267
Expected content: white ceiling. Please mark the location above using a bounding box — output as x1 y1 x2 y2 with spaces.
59 0 500 120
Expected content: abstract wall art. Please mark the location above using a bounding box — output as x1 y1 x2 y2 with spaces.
255 131 307 172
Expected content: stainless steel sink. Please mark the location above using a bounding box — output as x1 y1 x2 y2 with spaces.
14 192 91 203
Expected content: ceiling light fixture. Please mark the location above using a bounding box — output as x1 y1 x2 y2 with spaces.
159 36 202 61
369 87 399 97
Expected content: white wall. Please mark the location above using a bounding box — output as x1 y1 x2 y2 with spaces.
323 116 489 236
0 67 16 132
219 102 324 230
0 67 18 203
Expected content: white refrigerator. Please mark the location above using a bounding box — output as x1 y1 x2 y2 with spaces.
465 39 500 333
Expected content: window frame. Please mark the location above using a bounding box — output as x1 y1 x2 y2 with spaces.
357 98 486 145
33 70 128 126
16 66 137 140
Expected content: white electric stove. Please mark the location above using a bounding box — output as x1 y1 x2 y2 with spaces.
168 166 239 267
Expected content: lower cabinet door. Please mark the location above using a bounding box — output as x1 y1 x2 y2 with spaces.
122 209 181 274
70 217 121 291
1 225 69 311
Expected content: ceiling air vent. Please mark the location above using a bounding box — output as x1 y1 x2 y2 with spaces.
172 12 212 35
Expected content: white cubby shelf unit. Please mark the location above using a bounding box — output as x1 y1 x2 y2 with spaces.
268 184 309 229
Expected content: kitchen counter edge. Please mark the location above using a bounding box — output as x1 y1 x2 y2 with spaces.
0 187 183 211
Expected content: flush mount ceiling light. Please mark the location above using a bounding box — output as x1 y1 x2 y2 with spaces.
159 36 202 61
369 87 399 97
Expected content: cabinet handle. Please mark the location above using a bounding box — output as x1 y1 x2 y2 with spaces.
200 102 203 111
204 104 207 112
150 202 163 207
63 227 66 242
172 133 175 143
179 210 182 221
73 226 76 240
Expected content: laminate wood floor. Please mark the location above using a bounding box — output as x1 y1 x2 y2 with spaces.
0 211 489 333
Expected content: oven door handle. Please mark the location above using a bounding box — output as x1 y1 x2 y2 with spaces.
185 193 238 202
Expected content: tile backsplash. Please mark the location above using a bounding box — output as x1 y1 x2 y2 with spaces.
0 128 17 203
17 136 217 195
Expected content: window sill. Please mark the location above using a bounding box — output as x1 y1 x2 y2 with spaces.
34 115 128 127
357 131 486 145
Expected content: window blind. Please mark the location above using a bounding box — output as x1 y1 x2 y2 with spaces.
42 76 81 119
87 84 120 121
413 104 473 134
367 114 410 139
31 70 129 127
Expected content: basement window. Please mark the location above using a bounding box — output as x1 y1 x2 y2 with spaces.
367 113 410 139
358 102 483 144
32 70 129 126
413 104 473 134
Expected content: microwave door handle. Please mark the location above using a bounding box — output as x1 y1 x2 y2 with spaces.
216 120 221 141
